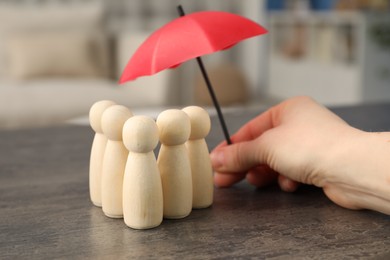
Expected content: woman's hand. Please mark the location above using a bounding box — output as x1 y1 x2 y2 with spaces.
210 96 390 215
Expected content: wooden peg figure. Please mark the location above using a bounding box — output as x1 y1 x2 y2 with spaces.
101 105 133 218
182 106 213 209
157 109 192 219
122 116 163 229
89 100 116 207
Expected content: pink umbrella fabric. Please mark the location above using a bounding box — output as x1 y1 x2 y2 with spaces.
120 7 267 145
119 11 267 83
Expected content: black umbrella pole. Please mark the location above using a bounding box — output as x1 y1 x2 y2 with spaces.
177 4 232 145
177 5 185 16
195 57 232 145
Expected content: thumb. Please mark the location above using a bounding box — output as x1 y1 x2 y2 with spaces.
210 140 262 173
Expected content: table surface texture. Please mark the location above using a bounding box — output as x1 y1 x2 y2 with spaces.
1 103 390 259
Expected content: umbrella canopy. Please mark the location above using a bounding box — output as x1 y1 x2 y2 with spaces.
119 11 267 83
120 7 268 145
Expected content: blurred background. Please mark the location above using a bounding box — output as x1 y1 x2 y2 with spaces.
0 0 389 129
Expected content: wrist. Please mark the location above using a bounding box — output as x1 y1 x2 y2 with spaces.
322 129 390 214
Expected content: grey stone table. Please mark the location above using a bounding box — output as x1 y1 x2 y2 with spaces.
1 103 390 259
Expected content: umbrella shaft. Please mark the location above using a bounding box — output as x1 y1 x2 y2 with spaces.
177 5 185 16
196 57 232 145
178 4 232 145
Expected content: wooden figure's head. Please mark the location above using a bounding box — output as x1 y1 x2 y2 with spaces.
89 100 116 133
182 106 211 140
101 105 133 141
123 116 159 153
156 109 190 146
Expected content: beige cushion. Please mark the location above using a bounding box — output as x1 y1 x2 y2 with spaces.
0 3 104 78
0 78 176 129
194 62 249 106
6 31 109 79
0 4 103 31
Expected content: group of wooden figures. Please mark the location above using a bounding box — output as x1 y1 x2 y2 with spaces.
89 100 213 230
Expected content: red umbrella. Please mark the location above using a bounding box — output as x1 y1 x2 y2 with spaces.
120 5 268 144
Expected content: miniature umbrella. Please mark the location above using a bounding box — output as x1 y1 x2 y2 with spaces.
120 6 268 144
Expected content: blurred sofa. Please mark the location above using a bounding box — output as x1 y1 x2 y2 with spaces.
0 2 178 129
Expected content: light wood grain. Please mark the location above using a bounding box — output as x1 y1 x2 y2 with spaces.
122 116 163 229
101 105 133 218
157 109 193 219
183 106 213 209
89 100 116 207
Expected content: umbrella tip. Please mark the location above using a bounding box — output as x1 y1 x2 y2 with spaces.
118 75 129 85
177 5 185 16
118 77 124 85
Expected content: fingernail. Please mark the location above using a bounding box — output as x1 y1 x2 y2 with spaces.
210 151 224 168
281 178 297 192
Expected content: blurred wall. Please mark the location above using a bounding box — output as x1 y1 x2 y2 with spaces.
1 0 389 110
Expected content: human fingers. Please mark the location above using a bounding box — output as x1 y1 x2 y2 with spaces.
213 172 246 188
229 108 278 143
278 175 300 192
210 139 263 174
245 166 278 188
212 140 229 153
211 104 283 154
